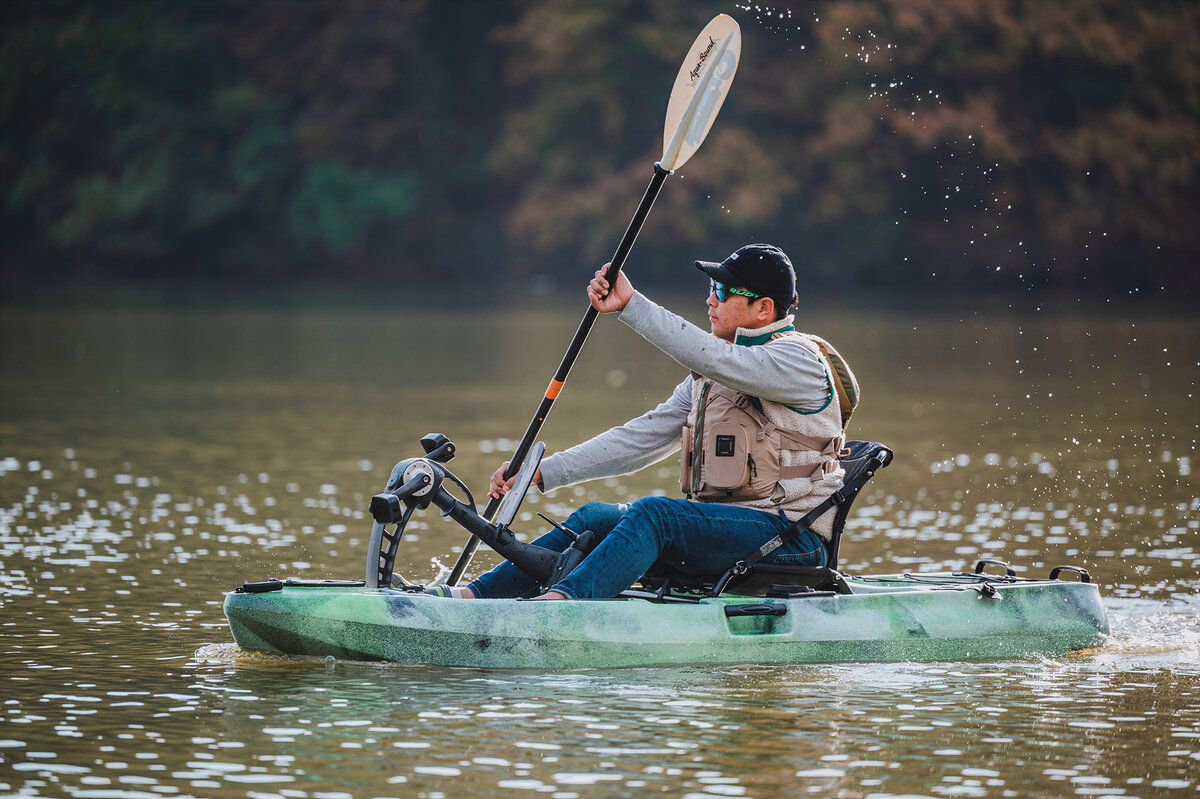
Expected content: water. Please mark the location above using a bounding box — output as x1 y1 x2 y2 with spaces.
2 300 1197 798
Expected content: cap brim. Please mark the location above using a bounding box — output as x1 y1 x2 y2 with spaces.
695 260 741 285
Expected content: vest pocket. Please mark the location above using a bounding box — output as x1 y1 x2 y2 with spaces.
703 421 750 491
747 437 781 499
679 425 694 495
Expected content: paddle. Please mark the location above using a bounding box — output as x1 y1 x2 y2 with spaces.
445 14 742 586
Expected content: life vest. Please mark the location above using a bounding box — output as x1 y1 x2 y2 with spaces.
679 328 853 537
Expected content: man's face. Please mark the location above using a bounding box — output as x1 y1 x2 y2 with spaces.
706 283 769 341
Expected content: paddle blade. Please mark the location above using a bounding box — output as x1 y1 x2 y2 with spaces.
661 14 741 171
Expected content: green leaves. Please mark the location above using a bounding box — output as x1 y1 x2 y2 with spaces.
287 162 416 254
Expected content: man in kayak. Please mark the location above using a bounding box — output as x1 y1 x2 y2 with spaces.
443 244 848 600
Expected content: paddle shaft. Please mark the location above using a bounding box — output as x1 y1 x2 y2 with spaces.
446 162 671 586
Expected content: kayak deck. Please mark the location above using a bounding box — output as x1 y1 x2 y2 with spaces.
223 572 1109 668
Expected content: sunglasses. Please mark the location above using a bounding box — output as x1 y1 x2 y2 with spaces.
710 279 762 303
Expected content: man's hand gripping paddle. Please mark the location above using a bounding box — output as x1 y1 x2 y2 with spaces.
445 15 742 586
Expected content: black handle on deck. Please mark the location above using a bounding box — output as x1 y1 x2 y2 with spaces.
724 604 788 618
973 559 1016 578
1049 565 1091 583
446 163 673 586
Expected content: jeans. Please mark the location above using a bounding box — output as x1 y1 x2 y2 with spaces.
467 497 828 599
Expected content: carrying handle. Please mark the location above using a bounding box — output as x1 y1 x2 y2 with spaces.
973 559 1016 578
1049 565 1092 583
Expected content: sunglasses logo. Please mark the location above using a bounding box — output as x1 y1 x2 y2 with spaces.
710 280 761 303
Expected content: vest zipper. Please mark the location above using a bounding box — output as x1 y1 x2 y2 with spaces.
691 381 711 496
747 453 757 483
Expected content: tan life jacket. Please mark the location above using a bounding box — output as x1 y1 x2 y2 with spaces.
680 380 845 502
679 331 856 509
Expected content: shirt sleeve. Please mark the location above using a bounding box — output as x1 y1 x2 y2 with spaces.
538 377 691 492
617 291 831 410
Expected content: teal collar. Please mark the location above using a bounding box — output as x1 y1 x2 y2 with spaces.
734 315 796 347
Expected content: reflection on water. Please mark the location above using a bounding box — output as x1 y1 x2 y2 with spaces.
1 303 1197 797
1 632 1197 797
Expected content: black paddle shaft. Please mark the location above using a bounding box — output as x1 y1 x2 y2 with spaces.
446 162 672 586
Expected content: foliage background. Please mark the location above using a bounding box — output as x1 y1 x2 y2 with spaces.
2 0 1197 301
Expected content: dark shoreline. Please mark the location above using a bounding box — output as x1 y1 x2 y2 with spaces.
2 278 1195 317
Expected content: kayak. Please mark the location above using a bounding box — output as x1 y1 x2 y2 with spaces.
223 570 1109 668
222 435 1110 667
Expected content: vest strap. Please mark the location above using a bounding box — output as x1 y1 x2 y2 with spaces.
776 429 842 454
779 461 837 481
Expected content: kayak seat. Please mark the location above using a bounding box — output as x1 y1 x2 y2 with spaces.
633 562 849 599
810 439 894 570
720 563 850 597
630 441 893 600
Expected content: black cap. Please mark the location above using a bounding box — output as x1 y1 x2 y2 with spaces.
695 244 798 312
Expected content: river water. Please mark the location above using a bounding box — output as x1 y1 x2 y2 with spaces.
1 299 1197 798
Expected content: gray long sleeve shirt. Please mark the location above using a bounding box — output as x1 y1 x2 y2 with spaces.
538 291 831 493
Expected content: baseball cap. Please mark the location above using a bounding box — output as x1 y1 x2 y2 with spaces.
695 244 798 312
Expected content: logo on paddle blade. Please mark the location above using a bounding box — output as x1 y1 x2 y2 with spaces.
688 36 718 81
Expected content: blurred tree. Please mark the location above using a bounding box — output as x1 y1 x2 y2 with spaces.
0 0 1195 299
866 0 1200 290
208 0 513 283
493 0 1199 295
0 0 432 285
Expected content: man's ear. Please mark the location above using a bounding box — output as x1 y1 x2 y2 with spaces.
757 297 776 323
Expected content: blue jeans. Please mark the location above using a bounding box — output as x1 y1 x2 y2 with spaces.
467 497 828 599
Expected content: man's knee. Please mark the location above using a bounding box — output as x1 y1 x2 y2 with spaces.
596 496 692 559
566 501 622 533
567 501 605 525
623 495 681 526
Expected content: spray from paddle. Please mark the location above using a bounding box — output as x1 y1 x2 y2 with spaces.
445 15 742 586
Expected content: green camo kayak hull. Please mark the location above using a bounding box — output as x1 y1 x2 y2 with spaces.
223 573 1109 668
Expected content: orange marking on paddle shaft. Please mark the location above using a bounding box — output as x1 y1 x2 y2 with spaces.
545 379 565 400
